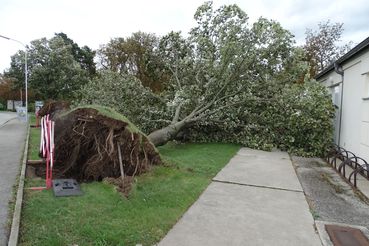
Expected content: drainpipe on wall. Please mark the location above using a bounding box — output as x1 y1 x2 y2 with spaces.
334 62 344 147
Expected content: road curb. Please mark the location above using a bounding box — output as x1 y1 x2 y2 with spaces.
8 125 29 246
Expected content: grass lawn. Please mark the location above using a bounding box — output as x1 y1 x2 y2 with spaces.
20 124 240 246
28 114 40 160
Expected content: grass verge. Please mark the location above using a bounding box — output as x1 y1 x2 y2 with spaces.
28 113 40 160
20 139 239 245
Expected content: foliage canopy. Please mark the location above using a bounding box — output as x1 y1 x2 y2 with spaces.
2 2 335 156
79 2 335 156
5 33 95 100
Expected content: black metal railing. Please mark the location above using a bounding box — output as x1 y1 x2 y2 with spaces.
326 145 369 188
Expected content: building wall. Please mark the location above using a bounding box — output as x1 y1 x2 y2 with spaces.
360 52 369 161
320 70 342 146
318 51 369 160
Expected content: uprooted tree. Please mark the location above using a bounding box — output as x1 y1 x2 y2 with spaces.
82 3 296 143
79 2 334 156
38 103 161 193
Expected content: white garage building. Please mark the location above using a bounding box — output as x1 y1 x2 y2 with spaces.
316 37 369 161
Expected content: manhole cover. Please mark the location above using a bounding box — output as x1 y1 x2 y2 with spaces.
52 179 83 197
325 224 369 246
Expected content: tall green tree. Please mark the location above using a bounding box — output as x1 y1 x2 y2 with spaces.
98 32 169 92
56 32 96 77
5 34 95 100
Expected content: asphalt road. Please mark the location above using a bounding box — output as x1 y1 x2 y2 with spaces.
0 112 27 245
0 112 17 127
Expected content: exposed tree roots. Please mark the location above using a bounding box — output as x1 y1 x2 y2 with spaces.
37 104 161 195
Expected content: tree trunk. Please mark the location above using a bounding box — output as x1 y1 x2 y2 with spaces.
148 120 187 146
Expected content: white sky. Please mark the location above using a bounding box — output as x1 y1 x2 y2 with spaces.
1 0 368 72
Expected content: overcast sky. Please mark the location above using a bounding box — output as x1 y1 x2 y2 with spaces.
1 0 368 72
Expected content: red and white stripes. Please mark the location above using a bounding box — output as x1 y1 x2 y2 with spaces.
39 114 55 189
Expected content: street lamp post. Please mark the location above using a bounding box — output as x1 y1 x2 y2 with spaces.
0 34 28 122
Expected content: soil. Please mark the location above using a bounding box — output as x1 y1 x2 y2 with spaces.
36 104 161 194
104 176 135 196
37 100 70 120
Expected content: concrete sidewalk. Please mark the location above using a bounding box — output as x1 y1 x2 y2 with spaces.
159 148 322 246
0 116 27 245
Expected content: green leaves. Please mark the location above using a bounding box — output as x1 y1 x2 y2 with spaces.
186 81 334 156
98 32 168 92
77 70 170 134
5 33 95 100
76 2 335 156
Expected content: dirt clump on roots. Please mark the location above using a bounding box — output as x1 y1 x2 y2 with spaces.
48 105 161 195
38 100 70 120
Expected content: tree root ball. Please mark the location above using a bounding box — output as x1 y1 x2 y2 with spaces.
50 106 161 185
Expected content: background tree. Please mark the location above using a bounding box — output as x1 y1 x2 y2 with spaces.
98 32 169 92
5 34 95 100
0 75 20 105
304 20 352 77
56 32 96 77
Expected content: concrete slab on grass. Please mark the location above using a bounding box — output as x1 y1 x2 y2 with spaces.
213 148 303 192
159 182 321 246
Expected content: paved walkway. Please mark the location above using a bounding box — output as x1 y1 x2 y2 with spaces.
159 148 322 246
0 113 27 245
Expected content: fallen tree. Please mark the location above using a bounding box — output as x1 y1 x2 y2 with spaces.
81 2 297 147
78 2 335 157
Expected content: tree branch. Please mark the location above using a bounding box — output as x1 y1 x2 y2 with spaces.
167 65 182 89
194 49 251 117
191 78 246 118
172 102 183 124
195 68 203 85
149 119 172 123
188 97 274 123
